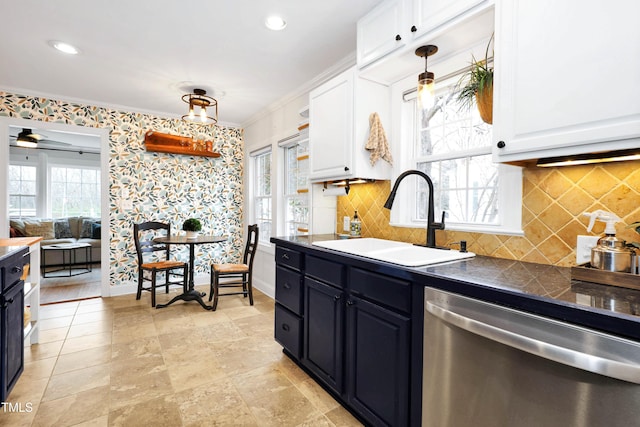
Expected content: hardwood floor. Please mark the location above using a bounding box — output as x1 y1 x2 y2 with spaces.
40 264 102 305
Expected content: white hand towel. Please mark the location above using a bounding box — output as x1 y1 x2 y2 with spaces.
364 112 393 166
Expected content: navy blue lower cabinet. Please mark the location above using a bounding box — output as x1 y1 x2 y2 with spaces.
1 280 25 403
346 294 411 427
303 277 345 394
271 242 419 426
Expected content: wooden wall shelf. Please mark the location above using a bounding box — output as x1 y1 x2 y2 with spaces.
144 131 220 158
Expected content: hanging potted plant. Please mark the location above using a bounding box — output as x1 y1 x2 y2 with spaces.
457 34 494 124
182 218 202 239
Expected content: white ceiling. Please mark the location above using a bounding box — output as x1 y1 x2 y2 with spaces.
1 0 383 128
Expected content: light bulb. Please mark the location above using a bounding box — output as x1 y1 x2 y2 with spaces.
188 105 195 121
200 107 207 122
418 78 435 110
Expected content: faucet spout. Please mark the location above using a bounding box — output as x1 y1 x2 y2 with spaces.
384 169 445 248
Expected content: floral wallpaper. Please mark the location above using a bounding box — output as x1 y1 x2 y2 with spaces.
1 91 244 287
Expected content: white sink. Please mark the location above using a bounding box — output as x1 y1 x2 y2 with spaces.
312 238 475 267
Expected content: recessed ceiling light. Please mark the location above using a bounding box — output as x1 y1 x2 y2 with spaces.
48 40 80 55
265 15 286 31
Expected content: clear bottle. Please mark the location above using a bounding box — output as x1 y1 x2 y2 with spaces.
350 210 362 237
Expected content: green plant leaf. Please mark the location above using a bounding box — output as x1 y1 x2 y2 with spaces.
455 34 494 110
182 218 202 231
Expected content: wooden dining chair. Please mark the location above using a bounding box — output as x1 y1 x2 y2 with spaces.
209 224 259 311
134 221 188 307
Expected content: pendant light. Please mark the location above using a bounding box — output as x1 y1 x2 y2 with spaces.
415 45 438 110
182 88 218 125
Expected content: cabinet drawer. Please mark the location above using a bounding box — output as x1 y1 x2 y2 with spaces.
350 268 411 313
275 303 302 359
275 247 303 271
2 250 29 292
276 266 303 315
306 255 345 288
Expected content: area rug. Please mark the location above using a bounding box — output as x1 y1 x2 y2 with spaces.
39 265 102 304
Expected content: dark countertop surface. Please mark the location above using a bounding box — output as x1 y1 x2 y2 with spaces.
271 234 640 340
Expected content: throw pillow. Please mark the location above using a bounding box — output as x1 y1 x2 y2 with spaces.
24 221 55 240
91 222 102 239
9 219 26 236
54 219 74 238
9 227 17 238
80 219 100 238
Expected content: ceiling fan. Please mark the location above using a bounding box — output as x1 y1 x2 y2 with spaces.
9 128 87 153
13 128 44 148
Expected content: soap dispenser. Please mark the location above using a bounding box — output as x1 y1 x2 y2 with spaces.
350 210 362 237
583 210 634 272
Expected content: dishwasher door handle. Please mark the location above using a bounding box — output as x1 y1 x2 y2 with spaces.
426 298 640 384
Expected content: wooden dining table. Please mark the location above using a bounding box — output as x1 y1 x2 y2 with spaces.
153 234 226 310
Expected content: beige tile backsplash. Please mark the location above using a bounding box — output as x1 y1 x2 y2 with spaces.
337 161 640 267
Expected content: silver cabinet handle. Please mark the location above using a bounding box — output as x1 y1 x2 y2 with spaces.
426 297 640 384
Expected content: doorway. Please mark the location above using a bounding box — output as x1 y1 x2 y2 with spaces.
1 117 110 303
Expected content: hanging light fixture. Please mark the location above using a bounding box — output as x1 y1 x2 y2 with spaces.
415 45 438 110
16 129 41 148
181 88 218 125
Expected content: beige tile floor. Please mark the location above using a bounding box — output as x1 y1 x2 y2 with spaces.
4 286 363 426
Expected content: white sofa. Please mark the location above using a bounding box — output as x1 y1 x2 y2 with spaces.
10 217 101 267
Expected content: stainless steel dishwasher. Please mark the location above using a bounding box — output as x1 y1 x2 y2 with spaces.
423 287 640 427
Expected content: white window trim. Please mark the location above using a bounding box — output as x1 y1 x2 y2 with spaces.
389 72 523 236
250 146 273 246
280 130 311 238
8 164 37 218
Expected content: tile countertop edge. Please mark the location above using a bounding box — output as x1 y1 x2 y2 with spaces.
270 235 640 342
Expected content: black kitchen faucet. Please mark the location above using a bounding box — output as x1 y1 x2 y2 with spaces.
383 169 445 248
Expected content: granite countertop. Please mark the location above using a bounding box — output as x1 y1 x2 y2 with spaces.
272 234 640 339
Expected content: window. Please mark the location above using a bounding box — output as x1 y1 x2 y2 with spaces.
50 166 101 217
283 137 310 237
394 74 522 235
253 149 272 243
8 165 37 218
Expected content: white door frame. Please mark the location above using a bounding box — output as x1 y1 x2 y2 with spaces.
0 117 111 297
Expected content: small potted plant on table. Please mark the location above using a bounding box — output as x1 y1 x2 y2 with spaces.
183 218 202 239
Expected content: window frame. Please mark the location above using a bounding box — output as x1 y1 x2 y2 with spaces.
281 132 311 238
251 147 273 244
48 164 102 218
8 163 38 218
389 72 523 236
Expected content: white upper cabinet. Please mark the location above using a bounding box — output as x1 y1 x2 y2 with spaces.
357 0 492 71
309 67 391 182
493 0 640 163
357 0 405 68
410 0 488 40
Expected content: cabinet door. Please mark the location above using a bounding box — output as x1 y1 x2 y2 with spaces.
411 0 487 39
493 0 640 163
346 295 410 427
303 277 345 394
357 0 405 68
309 70 354 181
1 282 24 403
